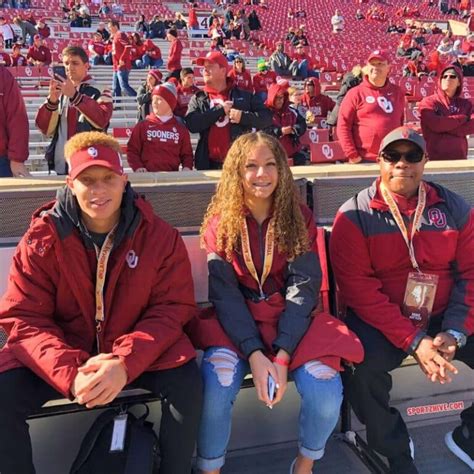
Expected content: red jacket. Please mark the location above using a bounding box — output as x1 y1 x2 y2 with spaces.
0 66 29 163
337 76 405 162
143 39 162 60
175 84 200 117
37 25 51 38
189 205 363 370
0 188 197 397
188 6 198 28
26 45 52 65
252 70 277 94
228 68 253 92
111 31 132 71
10 54 27 67
127 114 193 171
130 42 145 62
300 77 335 118
330 179 474 353
167 38 183 72
419 65 474 161
88 39 106 56
0 52 11 67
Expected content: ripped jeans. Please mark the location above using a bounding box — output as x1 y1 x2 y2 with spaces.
196 347 343 471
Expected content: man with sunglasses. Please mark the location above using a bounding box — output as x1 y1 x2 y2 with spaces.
330 126 474 473
419 65 474 161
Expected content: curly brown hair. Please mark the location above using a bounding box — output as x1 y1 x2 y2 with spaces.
200 132 309 262
64 131 122 162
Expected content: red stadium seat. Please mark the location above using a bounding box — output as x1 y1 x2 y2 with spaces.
310 141 346 163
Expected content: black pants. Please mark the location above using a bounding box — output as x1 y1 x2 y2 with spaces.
0 360 202 474
344 312 474 459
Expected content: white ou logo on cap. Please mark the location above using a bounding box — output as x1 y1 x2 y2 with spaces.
87 147 99 158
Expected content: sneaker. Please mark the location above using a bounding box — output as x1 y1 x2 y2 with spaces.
445 425 474 470
289 458 296 474
388 453 419 474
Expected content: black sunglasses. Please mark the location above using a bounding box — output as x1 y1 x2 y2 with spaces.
380 149 424 164
442 74 457 79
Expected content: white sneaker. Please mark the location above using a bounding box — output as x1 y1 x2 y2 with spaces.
289 458 296 474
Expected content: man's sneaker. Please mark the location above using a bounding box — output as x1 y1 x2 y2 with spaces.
409 437 415 460
445 425 474 470
388 453 419 474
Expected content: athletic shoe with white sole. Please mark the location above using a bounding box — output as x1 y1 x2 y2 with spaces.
445 425 474 470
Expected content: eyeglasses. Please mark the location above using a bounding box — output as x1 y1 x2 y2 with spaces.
380 150 425 164
442 74 457 79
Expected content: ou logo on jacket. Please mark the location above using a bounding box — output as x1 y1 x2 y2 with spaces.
309 129 319 143
322 144 334 160
126 250 139 269
428 208 447 229
377 96 393 114
210 98 230 127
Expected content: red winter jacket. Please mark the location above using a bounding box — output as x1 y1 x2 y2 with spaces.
337 76 405 162
111 31 132 71
167 38 183 72
143 39 162 60
127 113 193 171
0 66 29 163
419 65 474 161
228 68 253 92
26 45 52 65
0 186 197 397
300 77 335 118
175 84 200 117
265 83 306 158
252 70 277 94
330 179 474 353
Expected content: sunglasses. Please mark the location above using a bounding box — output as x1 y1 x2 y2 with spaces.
442 74 457 79
380 150 424 164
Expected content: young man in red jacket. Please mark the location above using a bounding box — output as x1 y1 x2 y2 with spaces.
0 65 29 177
300 77 335 121
0 131 202 474
337 49 405 163
330 127 474 473
166 27 183 80
127 82 193 171
107 19 136 97
419 65 474 160
175 67 200 117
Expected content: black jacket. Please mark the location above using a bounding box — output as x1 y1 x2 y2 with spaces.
185 86 272 169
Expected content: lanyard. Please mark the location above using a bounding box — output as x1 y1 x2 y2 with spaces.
93 225 117 335
379 182 426 272
240 216 275 298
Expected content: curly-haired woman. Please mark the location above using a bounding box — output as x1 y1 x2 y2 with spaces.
189 132 363 474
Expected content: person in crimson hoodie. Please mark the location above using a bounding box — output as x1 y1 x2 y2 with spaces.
88 31 107 65
36 18 51 39
188 3 199 30
252 58 277 102
139 38 163 69
227 56 253 92
129 32 145 69
166 27 183 80
9 44 27 67
107 19 136 97
300 77 335 123
175 67 200 118
337 49 405 163
264 82 307 165
330 127 474 474
127 82 193 171
189 131 363 474
0 65 29 177
185 51 272 169
26 34 52 66
419 65 474 160
0 131 202 474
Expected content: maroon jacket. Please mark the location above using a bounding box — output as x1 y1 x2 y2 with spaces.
0 186 197 397
300 77 335 118
0 66 29 163
337 76 405 162
419 65 474 161
167 38 183 72
330 179 474 353
111 31 132 71
26 45 52 65
127 113 193 171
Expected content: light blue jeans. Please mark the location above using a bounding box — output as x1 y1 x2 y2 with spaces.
112 70 137 97
196 347 343 471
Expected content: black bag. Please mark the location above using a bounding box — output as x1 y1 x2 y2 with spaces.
70 404 160 474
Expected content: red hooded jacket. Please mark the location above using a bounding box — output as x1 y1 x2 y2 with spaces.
252 70 277 94
111 31 132 71
167 38 183 72
300 77 335 118
127 113 193 171
143 39 162 60
228 68 253 92
0 188 197 397
0 66 29 163
337 76 405 162
265 83 306 158
419 65 474 161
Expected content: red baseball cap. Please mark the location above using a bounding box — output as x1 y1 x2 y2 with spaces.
194 51 229 70
68 145 123 179
367 49 390 63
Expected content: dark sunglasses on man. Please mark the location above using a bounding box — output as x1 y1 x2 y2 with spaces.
380 149 425 164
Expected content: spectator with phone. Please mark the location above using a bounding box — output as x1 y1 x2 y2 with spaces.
35 46 113 174
189 132 363 474
185 51 272 169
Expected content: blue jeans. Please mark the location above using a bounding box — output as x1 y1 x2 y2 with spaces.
196 347 343 471
112 70 137 97
0 157 13 177
137 54 163 69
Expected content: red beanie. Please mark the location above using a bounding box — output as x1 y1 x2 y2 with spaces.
152 82 178 111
